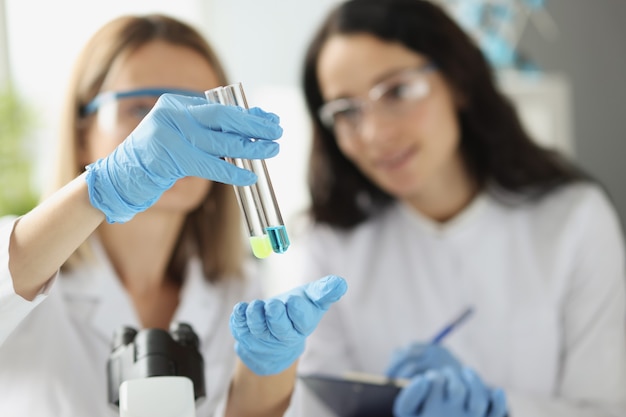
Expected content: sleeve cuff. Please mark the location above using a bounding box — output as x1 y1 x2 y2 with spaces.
0 216 58 344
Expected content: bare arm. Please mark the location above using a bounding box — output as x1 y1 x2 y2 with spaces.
8 173 104 300
225 360 298 417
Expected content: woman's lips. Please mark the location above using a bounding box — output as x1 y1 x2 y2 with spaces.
375 146 417 171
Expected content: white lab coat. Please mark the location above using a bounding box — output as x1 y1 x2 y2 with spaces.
286 182 626 417
0 217 261 417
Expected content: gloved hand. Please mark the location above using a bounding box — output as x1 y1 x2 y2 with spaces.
85 94 283 223
393 367 508 417
386 342 463 379
230 275 348 375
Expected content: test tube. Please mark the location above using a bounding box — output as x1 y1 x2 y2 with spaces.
204 83 290 258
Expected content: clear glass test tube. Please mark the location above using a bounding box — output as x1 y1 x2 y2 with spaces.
204 83 290 258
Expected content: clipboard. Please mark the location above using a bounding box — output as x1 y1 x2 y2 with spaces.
298 372 408 417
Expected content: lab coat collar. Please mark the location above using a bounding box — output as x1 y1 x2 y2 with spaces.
61 236 141 343
397 190 492 239
60 236 223 346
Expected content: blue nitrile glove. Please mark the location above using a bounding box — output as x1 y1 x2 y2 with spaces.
85 94 283 223
393 367 508 417
230 275 348 375
386 342 463 379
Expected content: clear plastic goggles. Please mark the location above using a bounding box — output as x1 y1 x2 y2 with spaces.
82 88 205 134
318 63 436 137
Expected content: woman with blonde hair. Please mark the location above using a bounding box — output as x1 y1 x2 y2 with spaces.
0 13 346 416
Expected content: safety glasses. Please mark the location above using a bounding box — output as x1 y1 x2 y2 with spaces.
318 63 436 137
81 88 205 135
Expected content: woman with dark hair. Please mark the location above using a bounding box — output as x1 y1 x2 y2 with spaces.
291 0 626 416
0 13 346 416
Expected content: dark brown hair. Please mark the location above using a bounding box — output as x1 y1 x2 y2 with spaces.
51 14 245 282
303 0 590 228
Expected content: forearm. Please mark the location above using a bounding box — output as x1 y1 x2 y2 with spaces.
9 173 104 300
224 360 298 417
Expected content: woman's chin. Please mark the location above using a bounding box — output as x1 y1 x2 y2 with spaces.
155 179 211 212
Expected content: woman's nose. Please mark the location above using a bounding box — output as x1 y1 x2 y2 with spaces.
357 110 398 145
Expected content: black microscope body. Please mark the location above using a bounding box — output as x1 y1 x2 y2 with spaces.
107 322 206 408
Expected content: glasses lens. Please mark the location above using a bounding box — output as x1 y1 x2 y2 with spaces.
318 66 433 137
117 96 158 124
87 88 205 136
371 70 430 107
319 98 363 131
96 95 159 135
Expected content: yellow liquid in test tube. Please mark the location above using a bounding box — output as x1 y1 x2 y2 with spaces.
249 235 273 259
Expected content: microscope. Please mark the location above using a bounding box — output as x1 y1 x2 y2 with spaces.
107 322 206 417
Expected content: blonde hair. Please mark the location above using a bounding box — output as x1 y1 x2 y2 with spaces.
48 14 245 282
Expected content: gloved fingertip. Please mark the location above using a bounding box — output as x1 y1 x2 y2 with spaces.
268 113 280 123
257 124 283 141
393 376 430 416
230 304 252 340
247 299 266 313
393 363 426 380
423 369 440 383
385 351 412 379
258 141 280 159
306 275 348 309
441 368 465 403
230 170 258 187
489 388 509 417
461 366 477 382
248 106 281 124
492 387 507 405
271 124 284 139
245 299 271 336
386 367 407 380
229 302 249 330
232 302 248 318
264 298 287 317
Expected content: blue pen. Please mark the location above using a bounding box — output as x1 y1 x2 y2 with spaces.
430 307 474 344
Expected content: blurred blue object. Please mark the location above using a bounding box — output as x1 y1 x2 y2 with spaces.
393 367 508 417
385 343 463 379
437 0 553 72
480 31 517 69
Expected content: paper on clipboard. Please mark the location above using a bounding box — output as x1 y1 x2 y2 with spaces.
298 372 409 417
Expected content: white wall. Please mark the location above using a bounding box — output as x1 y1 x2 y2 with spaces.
517 0 626 229
0 0 10 86
4 0 211 189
